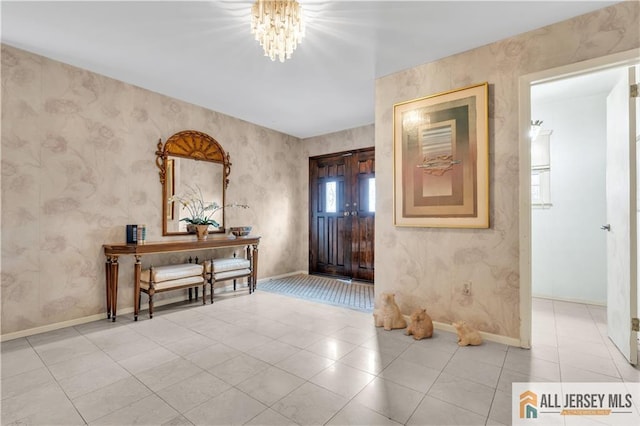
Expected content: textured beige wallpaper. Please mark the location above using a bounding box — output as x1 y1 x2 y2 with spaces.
375 2 640 339
303 125 374 158
2 2 638 339
1 45 307 335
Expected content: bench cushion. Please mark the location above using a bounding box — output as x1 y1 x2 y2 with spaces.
141 264 203 283
206 258 251 273
213 268 252 281
140 274 204 290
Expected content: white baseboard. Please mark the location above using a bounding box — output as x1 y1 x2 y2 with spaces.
257 271 307 283
532 293 606 307
0 271 308 342
398 314 521 348
432 321 521 347
0 312 110 343
0 292 192 342
3 270 521 348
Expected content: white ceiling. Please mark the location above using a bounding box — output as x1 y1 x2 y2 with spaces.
532 67 626 104
1 1 618 138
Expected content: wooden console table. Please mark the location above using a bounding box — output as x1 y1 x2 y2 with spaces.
103 236 260 321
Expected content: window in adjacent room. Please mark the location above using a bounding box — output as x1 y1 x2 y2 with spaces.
531 129 553 208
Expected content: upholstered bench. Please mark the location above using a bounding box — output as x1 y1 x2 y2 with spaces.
137 263 204 319
204 257 253 304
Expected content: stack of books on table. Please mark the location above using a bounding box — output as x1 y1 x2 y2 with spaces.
126 224 146 244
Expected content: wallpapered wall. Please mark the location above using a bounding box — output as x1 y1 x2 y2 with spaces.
3 2 639 340
1 45 307 335
375 1 639 340
303 125 374 158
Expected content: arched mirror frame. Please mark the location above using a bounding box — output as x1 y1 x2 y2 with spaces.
155 130 231 236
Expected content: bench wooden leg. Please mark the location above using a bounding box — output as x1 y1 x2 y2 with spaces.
149 293 154 319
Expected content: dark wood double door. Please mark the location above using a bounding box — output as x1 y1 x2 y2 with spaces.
309 148 375 282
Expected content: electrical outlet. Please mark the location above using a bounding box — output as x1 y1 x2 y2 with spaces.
462 282 472 296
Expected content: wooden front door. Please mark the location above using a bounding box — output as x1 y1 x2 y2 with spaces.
309 148 375 281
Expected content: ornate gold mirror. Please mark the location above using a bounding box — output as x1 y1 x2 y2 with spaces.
155 130 231 236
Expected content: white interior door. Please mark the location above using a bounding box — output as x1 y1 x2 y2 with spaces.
606 66 638 365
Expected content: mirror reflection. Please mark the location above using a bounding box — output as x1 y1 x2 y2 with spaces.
165 158 224 233
156 130 231 237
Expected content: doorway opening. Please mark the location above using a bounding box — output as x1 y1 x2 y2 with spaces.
530 68 625 306
309 148 375 283
519 49 639 364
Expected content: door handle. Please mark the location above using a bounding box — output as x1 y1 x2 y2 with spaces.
351 211 358 216
343 211 349 217
601 224 611 231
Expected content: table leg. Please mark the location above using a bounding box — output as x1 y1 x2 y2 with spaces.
246 246 252 294
251 244 259 292
109 256 119 322
134 255 142 321
105 256 112 319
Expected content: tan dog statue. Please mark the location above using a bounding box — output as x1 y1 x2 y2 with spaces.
452 321 483 346
405 308 433 340
373 293 407 330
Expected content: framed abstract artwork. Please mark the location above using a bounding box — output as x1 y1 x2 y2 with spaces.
393 82 489 228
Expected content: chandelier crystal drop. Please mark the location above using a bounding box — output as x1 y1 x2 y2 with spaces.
251 0 305 63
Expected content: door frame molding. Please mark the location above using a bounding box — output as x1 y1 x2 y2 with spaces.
308 147 375 281
309 147 375 161
518 48 640 348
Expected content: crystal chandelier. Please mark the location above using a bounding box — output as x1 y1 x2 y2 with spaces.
251 0 305 63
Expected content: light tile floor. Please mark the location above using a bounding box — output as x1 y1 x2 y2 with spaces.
1 294 639 425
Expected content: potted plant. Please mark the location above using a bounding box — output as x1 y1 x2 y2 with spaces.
170 185 248 240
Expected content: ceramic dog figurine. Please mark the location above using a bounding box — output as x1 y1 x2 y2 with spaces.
452 320 483 346
405 308 433 340
373 292 407 330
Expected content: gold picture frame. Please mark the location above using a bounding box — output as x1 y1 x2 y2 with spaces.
393 82 489 228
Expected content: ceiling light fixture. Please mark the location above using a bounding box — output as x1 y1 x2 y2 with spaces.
251 0 305 63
